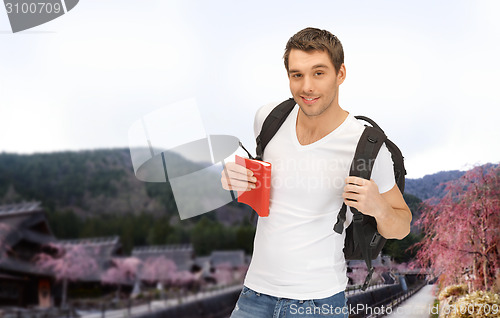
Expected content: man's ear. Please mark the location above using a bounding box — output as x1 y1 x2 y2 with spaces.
337 63 346 85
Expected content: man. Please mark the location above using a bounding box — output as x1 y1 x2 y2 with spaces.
221 27 411 318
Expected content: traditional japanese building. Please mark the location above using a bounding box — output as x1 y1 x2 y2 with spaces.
0 202 123 307
131 244 195 272
56 236 123 282
0 202 55 307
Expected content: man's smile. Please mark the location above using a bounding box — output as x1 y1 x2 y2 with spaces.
301 96 319 105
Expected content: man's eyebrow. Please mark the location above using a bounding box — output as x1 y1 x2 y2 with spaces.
312 64 329 69
289 64 330 73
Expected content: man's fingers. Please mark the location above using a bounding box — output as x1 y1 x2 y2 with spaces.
342 191 358 202
345 176 366 186
344 183 367 194
221 162 257 191
221 176 256 191
344 184 359 193
225 162 254 177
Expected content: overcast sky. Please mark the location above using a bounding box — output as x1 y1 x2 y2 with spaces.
1 0 499 178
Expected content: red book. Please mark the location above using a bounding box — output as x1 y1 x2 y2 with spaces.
235 155 272 217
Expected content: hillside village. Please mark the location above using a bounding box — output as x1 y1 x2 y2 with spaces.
0 202 250 307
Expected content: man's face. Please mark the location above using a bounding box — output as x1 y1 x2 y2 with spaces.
288 49 345 117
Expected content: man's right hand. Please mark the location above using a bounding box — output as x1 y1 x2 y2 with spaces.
221 162 257 192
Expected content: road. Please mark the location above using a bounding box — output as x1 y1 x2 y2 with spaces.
385 284 436 318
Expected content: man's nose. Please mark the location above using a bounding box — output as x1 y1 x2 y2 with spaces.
302 75 314 93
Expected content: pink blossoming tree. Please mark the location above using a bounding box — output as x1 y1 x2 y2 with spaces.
348 267 369 286
414 165 500 291
101 257 142 298
34 243 99 308
212 262 233 286
171 270 196 289
140 256 177 287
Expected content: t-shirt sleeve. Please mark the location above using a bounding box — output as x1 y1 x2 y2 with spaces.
371 143 396 194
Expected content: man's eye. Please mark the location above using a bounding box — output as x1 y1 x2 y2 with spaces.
292 74 302 78
315 72 324 76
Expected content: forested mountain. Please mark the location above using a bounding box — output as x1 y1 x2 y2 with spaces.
0 149 158 216
0 148 247 221
404 170 466 200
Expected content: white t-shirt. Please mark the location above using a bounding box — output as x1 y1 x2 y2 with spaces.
243 102 395 300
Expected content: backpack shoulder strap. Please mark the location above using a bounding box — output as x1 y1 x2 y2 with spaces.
350 125 387 179
383 138 406 193
333 124 387 234
255 98 296 161
356 116 406 193
354 115 384 133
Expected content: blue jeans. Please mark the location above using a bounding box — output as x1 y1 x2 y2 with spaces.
230 286 348 318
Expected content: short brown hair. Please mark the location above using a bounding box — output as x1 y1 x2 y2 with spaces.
283 27 344 74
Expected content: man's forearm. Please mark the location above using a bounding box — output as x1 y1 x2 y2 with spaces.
375 206 412 240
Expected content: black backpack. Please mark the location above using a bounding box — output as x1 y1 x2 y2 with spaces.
242 98 406 291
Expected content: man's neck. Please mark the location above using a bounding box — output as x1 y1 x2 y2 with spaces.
296 104 349 145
